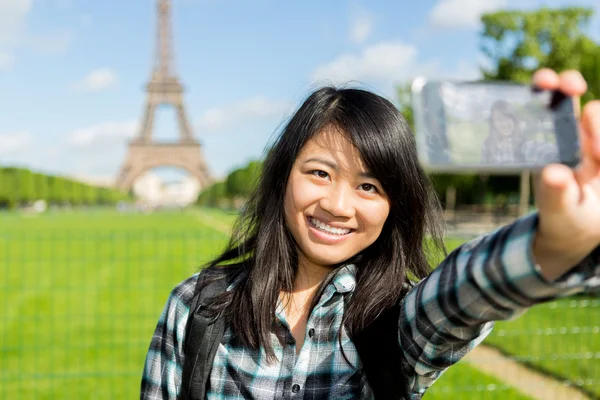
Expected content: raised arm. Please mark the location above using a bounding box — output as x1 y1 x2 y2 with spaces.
399 213 600 396
399 69 600 397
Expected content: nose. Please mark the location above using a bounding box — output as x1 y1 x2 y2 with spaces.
320 182 355 218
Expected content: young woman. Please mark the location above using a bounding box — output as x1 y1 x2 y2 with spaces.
482 99 562 165
482 99 525 164
141 68 600 399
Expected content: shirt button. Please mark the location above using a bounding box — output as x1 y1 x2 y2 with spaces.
292 384 301 393
308 328 315 338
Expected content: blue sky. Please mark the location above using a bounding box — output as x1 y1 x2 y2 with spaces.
1 0 599 184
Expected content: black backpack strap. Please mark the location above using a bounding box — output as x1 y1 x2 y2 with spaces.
350 302 415 400
179 269 229 400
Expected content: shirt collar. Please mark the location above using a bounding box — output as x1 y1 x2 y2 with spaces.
331 264 357 294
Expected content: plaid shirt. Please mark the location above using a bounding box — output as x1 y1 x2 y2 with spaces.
482 136 522 164
141 213 600 399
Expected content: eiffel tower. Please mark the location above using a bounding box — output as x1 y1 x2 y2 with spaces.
116 0 211 191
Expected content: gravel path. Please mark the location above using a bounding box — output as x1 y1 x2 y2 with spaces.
464 345 591 400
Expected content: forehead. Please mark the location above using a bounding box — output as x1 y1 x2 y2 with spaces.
298 126 366 169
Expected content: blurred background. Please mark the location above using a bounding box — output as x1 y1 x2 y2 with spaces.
1 0 599 398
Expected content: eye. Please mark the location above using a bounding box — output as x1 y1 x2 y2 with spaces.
310 170 329 179
359 183 378 193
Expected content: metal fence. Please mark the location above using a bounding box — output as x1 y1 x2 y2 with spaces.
1 224 598 399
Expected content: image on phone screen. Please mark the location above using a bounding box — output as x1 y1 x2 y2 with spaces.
411 79 579 173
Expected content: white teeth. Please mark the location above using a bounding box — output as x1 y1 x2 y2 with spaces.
309 217 351 236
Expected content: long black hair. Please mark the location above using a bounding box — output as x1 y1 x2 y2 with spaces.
204 86 446 361
483 100 525 163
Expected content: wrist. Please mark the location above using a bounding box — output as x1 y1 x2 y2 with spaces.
532 229 592 281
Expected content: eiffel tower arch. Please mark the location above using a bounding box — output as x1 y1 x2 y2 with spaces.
116 0 211 192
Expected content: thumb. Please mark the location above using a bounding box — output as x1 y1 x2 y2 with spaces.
535 164 579 214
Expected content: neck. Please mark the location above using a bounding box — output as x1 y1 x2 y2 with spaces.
293 256 331 293
280 256 331 321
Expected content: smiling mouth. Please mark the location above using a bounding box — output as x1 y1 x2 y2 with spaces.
308 217 353 236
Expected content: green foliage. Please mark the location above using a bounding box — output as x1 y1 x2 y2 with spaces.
198 181 228 207
199 160 263 208
579 37 600 103
0 166 130 209
82 183 98 205
396 83 415 130
0 169 17 208
33 173 49 201
48 176 67 204
481 7 600 103
17 168 35 204
225 160 262 198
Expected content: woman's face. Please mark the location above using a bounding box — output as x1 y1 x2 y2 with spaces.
284 127 391 270
491 110 516 137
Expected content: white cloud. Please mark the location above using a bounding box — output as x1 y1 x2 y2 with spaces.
429 0 507 29
66 120 138 148
0 130 34 155
350 13 373 44
74 68 118 91
196 96 291 133
311 41 419 85
0 0 75 68
0 0 34 45
442 59 481 80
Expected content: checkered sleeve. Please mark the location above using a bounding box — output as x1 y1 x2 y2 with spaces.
400 212 600 396
140 273 199 400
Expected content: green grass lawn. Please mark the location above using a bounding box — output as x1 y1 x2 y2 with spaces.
484 298 600 398
444 238 600 398
424 362 533 399
1 208 233 399
0 208 594 398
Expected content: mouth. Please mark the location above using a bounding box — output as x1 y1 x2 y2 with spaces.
307 216 354 236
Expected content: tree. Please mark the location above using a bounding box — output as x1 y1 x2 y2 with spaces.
396 83 414 130
16 168 36 204
225 160 263 200
198 182 228 207
82 184 98 205
33 173 49 202
0 168 14 209
49 176 68 205
480 7 600 214
481 7 596 84
579 37 600 103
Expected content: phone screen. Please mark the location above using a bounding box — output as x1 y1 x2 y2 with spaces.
411 79 580 173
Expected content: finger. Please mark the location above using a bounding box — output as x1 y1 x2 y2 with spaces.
532 68 560 90
537 164 579 212
577 101 600 185
581 100 600 157
558 70 587 97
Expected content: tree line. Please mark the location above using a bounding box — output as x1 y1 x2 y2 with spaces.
197 161 261 208
0 167 130 209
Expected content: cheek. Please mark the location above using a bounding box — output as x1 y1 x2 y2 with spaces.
284 177 315 229
287 178 320 213
360 201 390 234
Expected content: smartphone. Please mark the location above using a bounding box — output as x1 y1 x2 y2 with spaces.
410 78 580 173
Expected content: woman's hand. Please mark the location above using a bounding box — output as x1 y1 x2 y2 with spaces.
532 68 600 281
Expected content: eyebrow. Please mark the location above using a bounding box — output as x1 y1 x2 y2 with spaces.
303 157 377 180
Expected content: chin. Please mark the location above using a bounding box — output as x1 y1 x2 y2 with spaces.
304 247 356 268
